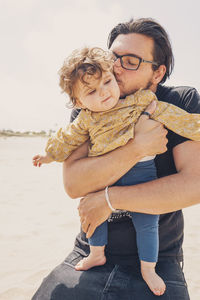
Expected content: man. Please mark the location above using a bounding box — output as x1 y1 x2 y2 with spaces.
32 18 200 299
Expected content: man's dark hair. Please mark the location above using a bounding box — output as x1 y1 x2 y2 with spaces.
107 18 174 84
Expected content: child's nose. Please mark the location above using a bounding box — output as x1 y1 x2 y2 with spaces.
99 86 108 97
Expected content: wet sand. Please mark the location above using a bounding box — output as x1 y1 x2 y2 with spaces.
0 137 199 299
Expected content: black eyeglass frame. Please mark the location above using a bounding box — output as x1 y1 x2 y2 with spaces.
113 53 159 71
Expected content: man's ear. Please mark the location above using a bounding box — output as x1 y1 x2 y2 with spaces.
152 65 166 85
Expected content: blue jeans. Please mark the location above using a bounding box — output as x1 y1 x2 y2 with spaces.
89 160 159 262
32 251 190 300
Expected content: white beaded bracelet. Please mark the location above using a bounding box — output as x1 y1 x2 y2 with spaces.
105 186 120 213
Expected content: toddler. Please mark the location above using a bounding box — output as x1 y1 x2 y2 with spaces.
33 47 200 296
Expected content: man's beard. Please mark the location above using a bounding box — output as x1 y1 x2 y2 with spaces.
120 79 153 98
145 80 154 90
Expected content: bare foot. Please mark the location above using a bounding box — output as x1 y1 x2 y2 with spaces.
141 261 166 296
75 253 106 271
75 245 106 271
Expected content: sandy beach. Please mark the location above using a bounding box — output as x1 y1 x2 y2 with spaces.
0 136 199 299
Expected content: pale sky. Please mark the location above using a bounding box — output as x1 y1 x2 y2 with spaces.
0 0 200 131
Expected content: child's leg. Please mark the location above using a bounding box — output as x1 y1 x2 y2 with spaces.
75 221 107 271
115 160 165 294
131 212 166 296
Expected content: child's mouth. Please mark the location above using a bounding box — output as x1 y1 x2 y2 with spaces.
102 97 111 103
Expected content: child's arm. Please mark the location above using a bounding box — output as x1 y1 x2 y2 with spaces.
134 89 200 141
32 153 54 167
32 110 89 167
151 101 200 141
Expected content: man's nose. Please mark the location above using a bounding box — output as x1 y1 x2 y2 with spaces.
114 57 121 68
114 58 123 74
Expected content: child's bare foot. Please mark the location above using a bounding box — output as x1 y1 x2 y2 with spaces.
141 261 166 296
75 245 106 271
75 253 106 271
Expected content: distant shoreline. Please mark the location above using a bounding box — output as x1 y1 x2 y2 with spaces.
0 130 55 138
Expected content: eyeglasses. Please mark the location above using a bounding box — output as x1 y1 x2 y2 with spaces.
113 53 158 70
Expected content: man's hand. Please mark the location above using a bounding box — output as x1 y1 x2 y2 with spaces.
133 101 168 157
32 153 53 167
78 189 111 238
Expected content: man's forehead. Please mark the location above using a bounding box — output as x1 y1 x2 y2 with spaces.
110 33 154 57
110 36 131 54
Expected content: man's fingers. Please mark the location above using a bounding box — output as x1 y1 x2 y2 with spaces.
78 198 84 216
139 101 157 121
81 219 90 233
86 224 96 239
144 100 157 117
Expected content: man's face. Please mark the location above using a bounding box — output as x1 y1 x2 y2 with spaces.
110 33 158 97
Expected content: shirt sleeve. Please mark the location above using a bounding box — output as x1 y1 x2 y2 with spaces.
45 110 89 162
168 88 200 149
70 108 81 123
180 88 200 113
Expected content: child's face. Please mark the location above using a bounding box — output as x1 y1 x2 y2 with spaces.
75 71 120 112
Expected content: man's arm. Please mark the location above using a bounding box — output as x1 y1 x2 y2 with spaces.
112 140 200 213
63 140 143 198
63 102 168 198
78 140 200 238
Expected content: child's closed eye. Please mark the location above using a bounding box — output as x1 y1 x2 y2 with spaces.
88 89 96 95
105 79 111 85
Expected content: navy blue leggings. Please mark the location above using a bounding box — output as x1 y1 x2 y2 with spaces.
89 160 159 262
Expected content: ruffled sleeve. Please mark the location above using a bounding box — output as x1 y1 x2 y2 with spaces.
45 110 89 162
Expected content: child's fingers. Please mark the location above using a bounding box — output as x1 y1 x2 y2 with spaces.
32 155 43 167
33 160 39 167
32 154 40 160
32 158 38 166
36 158 43 165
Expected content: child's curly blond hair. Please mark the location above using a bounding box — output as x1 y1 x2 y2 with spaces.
59 47 114 107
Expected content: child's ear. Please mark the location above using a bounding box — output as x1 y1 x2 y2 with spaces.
75 99 86 109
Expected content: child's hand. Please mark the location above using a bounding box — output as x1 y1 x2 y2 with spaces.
32 154 53 167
